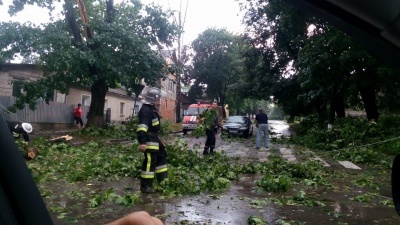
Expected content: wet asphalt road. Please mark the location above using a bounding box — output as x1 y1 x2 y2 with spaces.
48 120 399 225
157 120 398 224
178 120 290 161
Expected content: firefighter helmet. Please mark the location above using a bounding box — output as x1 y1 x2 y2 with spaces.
21 123 33 133
144 87 162 104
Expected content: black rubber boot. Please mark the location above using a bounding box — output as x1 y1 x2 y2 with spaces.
203 147 209 155
156 171 168 183
210 147 215 155
140 178 155 194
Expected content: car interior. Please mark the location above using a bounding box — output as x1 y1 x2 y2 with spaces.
285 0 400 68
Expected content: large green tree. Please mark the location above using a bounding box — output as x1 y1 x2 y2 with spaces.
188 28 246 117
295 18 400 122
240 0 312 118
240 0 400 122
295 26 378 122
0 0 179 127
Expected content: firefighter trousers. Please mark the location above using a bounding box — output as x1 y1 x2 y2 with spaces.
140 147 168 189
204 128 216 154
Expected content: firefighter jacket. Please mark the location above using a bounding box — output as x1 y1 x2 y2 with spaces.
212 116 220 129
136 104 161 152
6 121 30 142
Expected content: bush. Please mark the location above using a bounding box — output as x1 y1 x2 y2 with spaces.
254 157 328 192
289 114 400 152
255 174 292 192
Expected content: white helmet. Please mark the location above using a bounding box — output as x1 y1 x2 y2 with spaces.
22 123 33 133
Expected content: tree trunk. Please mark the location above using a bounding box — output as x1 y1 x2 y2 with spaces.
175 28 181 122
313 99 325 118
328 86 336 126
218 92 226 118
328 84 345 128
175 78 181 122
359 68 379 121
105 0 115 23
86 79 108 127
360 87 379 121
65 1 83 44
335 90 345 118
174 2 188 123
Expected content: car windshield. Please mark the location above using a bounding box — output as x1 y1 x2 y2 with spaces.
186 107 208 116
227 117 244 123
199 108 207 114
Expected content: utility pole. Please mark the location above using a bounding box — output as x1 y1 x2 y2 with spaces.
174 0 188 122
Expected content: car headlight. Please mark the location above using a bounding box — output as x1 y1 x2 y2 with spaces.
239 127 247 130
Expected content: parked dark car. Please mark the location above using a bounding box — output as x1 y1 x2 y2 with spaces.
223 116 253 138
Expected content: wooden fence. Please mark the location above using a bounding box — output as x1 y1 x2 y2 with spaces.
0 96 89 125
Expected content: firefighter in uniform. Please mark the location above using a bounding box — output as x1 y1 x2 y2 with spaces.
136 87 168 194
6 121 33 142
203 110 221 155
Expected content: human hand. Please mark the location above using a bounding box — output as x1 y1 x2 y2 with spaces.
105 211 163 225
139 144 146 153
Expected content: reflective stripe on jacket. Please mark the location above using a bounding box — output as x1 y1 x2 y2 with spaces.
6 121 30 142
136 104 161 152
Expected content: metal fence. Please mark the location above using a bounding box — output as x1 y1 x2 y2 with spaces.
0 96 89 124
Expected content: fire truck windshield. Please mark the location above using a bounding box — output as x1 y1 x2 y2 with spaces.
185 107 207 116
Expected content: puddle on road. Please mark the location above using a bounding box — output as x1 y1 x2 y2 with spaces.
163 175 277 224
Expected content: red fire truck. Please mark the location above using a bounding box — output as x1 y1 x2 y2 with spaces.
182 103 223 134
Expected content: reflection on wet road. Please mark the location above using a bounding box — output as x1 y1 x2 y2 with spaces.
164 174 277 224
268 120 291 138
159 121 287 224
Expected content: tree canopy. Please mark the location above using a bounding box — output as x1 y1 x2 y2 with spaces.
187 28 247 117
1 0 179 127
3 0 400 125
239 0 400 122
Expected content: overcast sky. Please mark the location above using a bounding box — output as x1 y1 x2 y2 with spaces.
141 0 245 46
0 0 245 46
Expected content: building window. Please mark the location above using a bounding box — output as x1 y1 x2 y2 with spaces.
165 100 168 109
56 92 66 103
12 80 24 97
133 104 139 115
120 102 125 115
168 79 175 93
82 95 90 106
46 90 55 102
